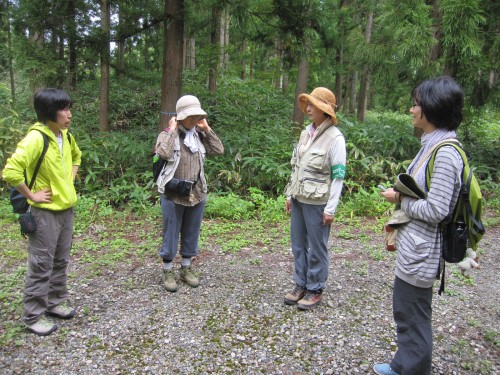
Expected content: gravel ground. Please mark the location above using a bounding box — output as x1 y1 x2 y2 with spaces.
1 222 498 374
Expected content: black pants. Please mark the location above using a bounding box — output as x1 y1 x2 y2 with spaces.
391 276 433 375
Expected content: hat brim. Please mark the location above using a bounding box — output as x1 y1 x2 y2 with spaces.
176 108 207 121
298 93 336 119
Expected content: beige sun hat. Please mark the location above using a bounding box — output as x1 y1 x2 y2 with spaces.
176 95 207 121
298 87 337 124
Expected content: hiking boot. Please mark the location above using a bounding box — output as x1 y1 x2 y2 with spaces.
25 316 58 336
163 269 178 292
46 301 76 319
284 284 306 305
373 364 401 375
297 290 323 310
180 266 200 288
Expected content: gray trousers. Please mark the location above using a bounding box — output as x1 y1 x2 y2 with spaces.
290 198 331 291
159 195 206 262
391 276 433 375
22 207 74 324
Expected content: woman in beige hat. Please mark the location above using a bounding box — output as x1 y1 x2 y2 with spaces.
155 95 224 292
284 87 346 310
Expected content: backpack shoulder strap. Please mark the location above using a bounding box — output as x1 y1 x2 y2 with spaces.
425 140 465 190
27 129 49 190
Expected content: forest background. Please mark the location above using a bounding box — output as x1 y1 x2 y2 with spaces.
0 0 499 347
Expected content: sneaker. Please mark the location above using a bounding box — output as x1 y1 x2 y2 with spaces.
373 364 400 375
180 266 200 288
163 269 178 292
297 290 323 310
25 316 58 336
46 301 76 319
284 284 306 305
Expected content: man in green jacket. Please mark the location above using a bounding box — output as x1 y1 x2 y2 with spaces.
2 88 82 336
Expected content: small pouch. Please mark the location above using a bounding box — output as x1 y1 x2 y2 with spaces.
441 220 468 263
18 211 37 237
165 178 195 197
383 225 397 251
10 187 29 214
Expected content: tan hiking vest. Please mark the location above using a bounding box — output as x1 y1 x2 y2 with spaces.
286 123 342 204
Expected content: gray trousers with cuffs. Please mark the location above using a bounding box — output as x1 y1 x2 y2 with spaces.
290 198 331 291
159 195 206 262
22 206 74 324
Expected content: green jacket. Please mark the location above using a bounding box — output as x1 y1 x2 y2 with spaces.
2 123 82 211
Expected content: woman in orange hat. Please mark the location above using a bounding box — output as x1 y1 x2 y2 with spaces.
284 87 346 310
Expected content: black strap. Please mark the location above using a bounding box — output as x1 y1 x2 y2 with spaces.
438 262 445 295
26 129 50 190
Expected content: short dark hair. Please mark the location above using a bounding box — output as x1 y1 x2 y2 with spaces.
411 76 464 131
34 88 72 123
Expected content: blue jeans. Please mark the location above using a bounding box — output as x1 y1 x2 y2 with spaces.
290 198 331 291
159 195 207 261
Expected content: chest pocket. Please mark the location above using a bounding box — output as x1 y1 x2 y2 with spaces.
307 148 326 170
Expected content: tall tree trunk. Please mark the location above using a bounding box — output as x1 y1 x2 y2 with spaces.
273 38 282 90
349 71 358 114
249 45 254 79
334 46 343 111
240 39 247 80
99 0 110 131
357 6 374 122
57 33 65 87
208 5 221 95
160 0 184 131
67 0 77 89
292 38 310 135
184 37 195 69
219 7 229 73
5 1 16 103
344 72 351 112
282 72 289 94
117 1 125 79
144 19 150 70
429 0 442 63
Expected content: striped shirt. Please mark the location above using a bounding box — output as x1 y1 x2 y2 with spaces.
396 131 463 288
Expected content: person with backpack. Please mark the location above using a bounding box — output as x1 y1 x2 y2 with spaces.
374 76 468 375
2 88 82 336
155 95 224 292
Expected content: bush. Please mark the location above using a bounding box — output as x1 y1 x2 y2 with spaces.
205 193 255 220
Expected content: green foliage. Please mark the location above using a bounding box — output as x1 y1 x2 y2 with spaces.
205 193 255 220
74 127 155 207
337 182 392 219
0 84 28 176
191 77 295 196
340 111 418 191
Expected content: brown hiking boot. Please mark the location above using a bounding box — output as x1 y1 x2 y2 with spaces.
180 266 200 288
297 290 323 310
163 269 178 292
284 284 306 305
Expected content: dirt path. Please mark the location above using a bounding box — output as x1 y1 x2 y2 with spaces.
0 220 498 374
